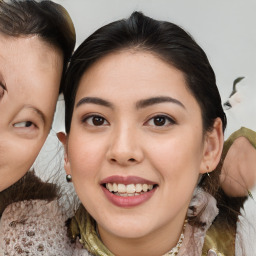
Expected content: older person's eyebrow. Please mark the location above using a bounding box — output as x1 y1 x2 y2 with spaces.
25 105 46 124
136 96 186 109
76 97 113 109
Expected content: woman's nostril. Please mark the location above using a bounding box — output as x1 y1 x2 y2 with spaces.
110 157 136 164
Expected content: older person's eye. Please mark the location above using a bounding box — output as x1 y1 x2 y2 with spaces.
13 120 39 139
13 121 35 128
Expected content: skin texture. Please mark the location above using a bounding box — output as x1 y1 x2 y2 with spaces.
59 51 223 256
220 136 256 197
0 34 63 191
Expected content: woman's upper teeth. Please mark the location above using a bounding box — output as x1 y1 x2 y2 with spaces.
106 183 154 194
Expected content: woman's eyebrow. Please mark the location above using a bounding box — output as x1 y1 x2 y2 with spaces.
136 96 186 109
76 97 113 109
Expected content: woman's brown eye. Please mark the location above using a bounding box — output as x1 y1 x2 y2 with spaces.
92 116 105 126
146 115 175 127
82 115 108 126
153 116 166 126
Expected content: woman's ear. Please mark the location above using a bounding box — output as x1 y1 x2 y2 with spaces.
200 118 224 174
57 132 71 175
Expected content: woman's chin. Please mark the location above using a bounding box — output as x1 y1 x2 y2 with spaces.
99 223 153 240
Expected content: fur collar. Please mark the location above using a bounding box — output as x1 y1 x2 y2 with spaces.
0 170 59 218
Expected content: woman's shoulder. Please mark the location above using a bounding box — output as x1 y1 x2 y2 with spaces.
0 199 74 255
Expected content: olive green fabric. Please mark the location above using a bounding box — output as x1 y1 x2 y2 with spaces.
202 127 256 255
70 205 114 256
222 127 256 160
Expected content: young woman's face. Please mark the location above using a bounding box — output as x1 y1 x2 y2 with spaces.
0 35 63 191
64 51 221 244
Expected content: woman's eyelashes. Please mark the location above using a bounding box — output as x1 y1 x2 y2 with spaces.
145 114 176 128
82 114 109 127
81 113 176 129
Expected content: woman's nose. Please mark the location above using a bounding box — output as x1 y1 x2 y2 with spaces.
106 126 144 166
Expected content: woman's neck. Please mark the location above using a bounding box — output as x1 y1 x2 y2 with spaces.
98 212 187 256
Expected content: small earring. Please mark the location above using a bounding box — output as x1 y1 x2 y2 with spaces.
206 165 211 178
66 174 72 183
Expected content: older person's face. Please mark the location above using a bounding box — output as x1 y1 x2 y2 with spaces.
0 35 63 191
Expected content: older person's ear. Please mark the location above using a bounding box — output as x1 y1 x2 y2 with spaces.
57 132 66 146
57 132 71 176
199 118 224 174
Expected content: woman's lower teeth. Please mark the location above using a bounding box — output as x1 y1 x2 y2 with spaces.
113 192 145 197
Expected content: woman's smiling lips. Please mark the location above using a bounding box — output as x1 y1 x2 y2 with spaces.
100 176 158 208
